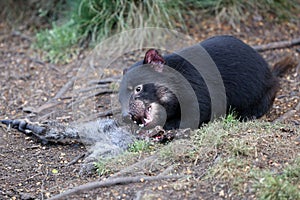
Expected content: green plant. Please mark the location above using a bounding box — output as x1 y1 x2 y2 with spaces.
128 140 152 153
249 158 300 199
193 119 230 150
191 0 300 26
260 0 300 20
75 0 186 40
35 21 80 63
34 0 300 63
222 112 239 128
0 0 66 26
227 138 254 157
34 0 186 63
158 139 196 164
94 159 112 176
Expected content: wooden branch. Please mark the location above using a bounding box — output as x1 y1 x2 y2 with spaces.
275 101 300 123
22 101 62 114
95 89 115 96
54 76 77 100
97 109 121 117
73 108 120 123
111 155 157 178
65 153 86 167
38 111 57 121
67 89 114 108
98 110 114 117
76 85 109 93
158 165 175 176
48 174 185 200
296 63 300 81
88 76 121 85
36 101 63 114
11 30 32 42
252 37 300 52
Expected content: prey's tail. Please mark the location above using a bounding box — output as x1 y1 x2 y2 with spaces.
272 56 298 77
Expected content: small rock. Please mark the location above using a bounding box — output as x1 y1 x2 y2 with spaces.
20 192 35 200
22 106 37 113
219 190 225 197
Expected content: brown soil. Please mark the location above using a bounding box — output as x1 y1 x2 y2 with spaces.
0 14 299 200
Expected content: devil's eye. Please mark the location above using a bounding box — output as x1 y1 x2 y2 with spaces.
135 85 143 93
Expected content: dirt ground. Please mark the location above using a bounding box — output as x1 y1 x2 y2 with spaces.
0 14 300 200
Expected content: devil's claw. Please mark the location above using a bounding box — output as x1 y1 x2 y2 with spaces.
1 119 14 126
1 119 46 135
1 119 27 132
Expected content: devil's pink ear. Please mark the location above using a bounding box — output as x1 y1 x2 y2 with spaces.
143 49 165 72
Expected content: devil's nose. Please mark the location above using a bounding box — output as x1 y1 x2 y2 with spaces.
122 112 132 123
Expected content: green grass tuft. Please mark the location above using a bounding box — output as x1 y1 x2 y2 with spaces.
34 21 80 63
128 140 152 153
94 158 112 176
253 160 300 200
194 0 300 25
34 0 186 63
33 0 300 63
193 118 300 196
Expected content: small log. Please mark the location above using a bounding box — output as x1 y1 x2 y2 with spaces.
48 174 185 200
253 37 300 52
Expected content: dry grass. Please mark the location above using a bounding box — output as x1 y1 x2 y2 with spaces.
95 116 300 198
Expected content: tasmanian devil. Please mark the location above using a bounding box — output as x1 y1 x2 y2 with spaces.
119 35 295 130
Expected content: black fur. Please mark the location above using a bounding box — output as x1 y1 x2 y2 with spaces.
120 35 290 129
201 36 278 119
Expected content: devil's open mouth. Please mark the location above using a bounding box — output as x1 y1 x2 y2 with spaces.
131 105 152 128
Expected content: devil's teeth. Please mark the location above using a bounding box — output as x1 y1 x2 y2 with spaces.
144 118 151 124
139 124 145 127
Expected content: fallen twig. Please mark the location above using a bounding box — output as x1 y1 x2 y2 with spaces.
253 37 300 52
76 84 109 93
98 110 114 117
97 109 120 117
296 62 300 81
54 76 77 100
275 101 300 123
158 165 175 176
22 101 62 114
73 109 120 123
65 153 86 167
48 174 185 200
67 89 114 108
110 155 157 178
36 101 63 114
38 111 57 121
88 76 121 85
95 89 115 96
11 30 32 42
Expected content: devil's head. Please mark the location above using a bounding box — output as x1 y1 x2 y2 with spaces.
119 49 180 129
